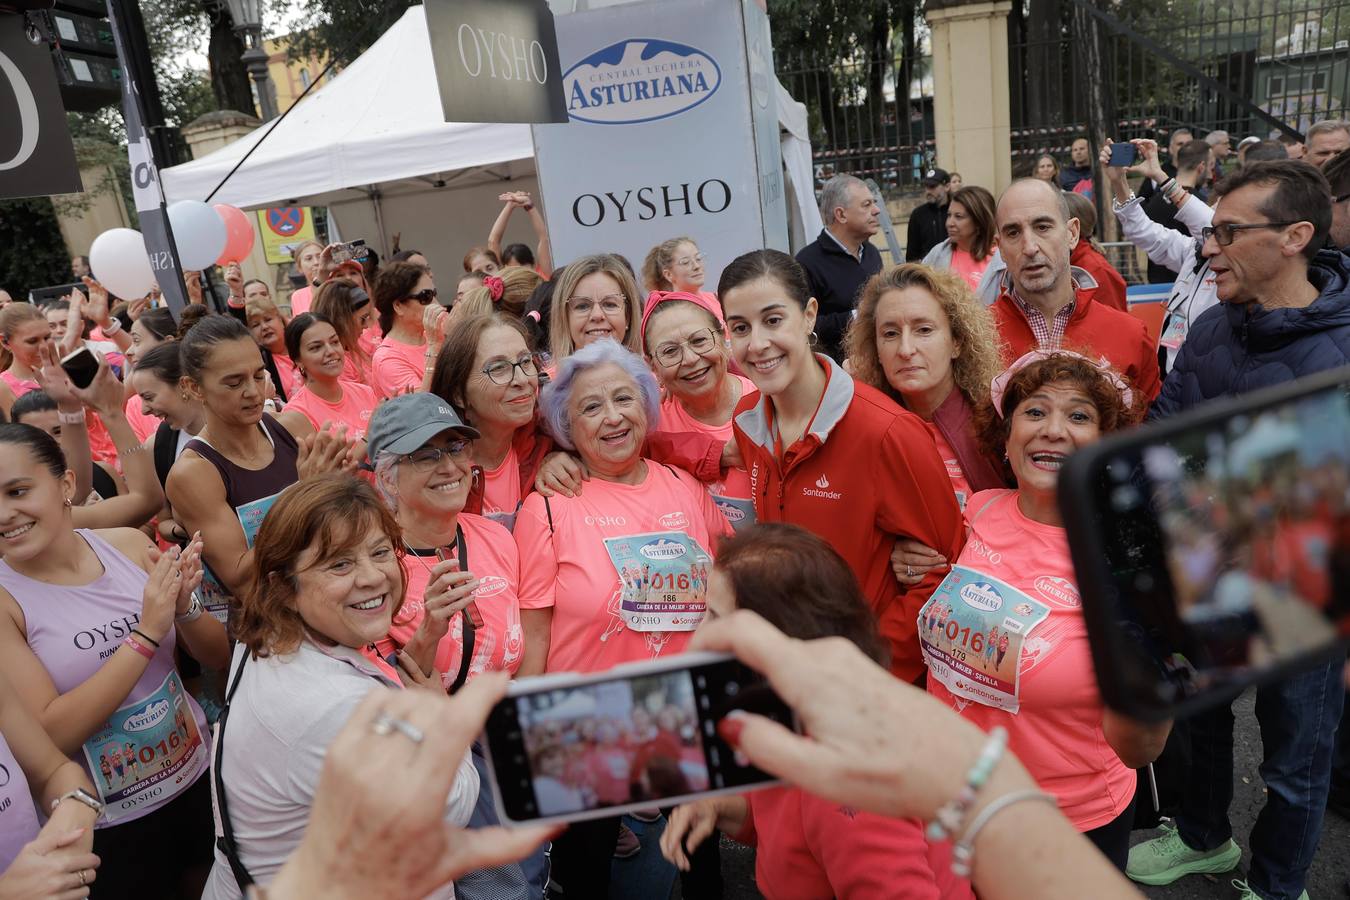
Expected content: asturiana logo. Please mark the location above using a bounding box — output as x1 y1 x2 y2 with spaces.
475 575 509 597
564 38 721 125
640 538 688 561
124 699 170 733
959 582 1003 613
658 511 690 530
1034 575 1080 608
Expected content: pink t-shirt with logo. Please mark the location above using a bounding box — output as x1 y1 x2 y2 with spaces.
926 489 1134 831
371 338 428 399
925 422 972 511
481 448 523 531
655 376 755 529
374 513 524 681
284 380 378 440
949 247 992 293
515 462 733 674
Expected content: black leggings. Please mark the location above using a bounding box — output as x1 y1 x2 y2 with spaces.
1084 787 1139 872
91 773 214 899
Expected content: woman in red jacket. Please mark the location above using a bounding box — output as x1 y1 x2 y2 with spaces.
718 249 964 683
662 523 973 899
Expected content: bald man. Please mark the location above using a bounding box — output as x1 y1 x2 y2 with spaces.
990 178 1161 401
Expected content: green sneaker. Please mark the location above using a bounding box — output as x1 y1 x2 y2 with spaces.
1230 879 1309 900
1125 821 1242 885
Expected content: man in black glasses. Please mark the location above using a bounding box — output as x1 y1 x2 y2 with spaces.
1134 160 1350 900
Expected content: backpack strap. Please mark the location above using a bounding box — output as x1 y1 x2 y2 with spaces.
213 651 254 891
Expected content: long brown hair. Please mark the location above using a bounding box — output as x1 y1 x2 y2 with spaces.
430 313 535 419
715 523 887 665
949 185 997 261
235 474 407 657
311 280 367 357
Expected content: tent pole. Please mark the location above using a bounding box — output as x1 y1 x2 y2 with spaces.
370 189 391 259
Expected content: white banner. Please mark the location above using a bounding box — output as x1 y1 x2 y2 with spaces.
532 0 788 288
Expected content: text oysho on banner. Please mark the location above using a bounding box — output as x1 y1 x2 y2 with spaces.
532 0 788 287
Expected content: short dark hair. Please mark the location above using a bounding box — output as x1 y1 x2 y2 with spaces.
714 523 887 665
372 261 428 336
10 389 57 422
1321 147 1350 197
1243 141 1289 163
502 243 535 267
1176 139 1213 172
1214 160 1332 260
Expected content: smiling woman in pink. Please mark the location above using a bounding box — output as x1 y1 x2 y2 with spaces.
371 262 444 398
921 351 1165 871
514 338 731 900
547 254 644 363
281 313 378 443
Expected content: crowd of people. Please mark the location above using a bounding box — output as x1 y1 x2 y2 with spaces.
0 123 1347 900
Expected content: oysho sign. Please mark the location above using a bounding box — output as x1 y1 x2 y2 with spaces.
533 0 789 286
564 39 721 125
424 0 567 124
0 14 82 199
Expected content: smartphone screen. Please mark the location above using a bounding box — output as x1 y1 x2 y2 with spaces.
60 347 99 390
1108 142 1138 167
1063 374 1350 719
484 652 792 825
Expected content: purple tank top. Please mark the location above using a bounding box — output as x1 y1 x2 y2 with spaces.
0 727 40 871
0 530 209 827
184 414 299 547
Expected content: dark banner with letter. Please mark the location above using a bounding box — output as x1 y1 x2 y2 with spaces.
106 0 188 316
424 0 567 124
0 12 83 199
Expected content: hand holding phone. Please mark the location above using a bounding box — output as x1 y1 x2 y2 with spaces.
1108 141 1139 167
431 549 484 630
59 347 99 390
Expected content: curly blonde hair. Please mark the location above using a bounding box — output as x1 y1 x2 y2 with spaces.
845 264 1005 410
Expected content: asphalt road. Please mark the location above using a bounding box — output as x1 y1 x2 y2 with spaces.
670 690 1350 900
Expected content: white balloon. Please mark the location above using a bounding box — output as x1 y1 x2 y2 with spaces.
89 228 156 300
167 200 228 270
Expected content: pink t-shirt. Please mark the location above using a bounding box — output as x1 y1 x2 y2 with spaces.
374 513 524 681
926 490 1134 831
271 353 302 399
5 372 121 466
949 247 992 293
481 448 523 532
124 393 161 443
655 375 755 530
288 285 313 315
515 462 733 674
371 337 428 399
926 422 972 511
284 380 378 440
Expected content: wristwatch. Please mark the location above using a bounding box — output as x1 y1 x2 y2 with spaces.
176 590 205 623
1111 191 1137 212
52 787 104 817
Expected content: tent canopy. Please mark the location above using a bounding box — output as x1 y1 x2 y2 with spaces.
161 6 534 210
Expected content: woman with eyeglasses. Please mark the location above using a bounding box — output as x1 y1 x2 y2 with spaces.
371 262 446 399
642 238 718 306
643 291 756 529
282 313 379 443
546 254 645 364
311 280 376 385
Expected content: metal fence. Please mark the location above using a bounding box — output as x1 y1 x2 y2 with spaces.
776 49 937 196
1007 0 1350 175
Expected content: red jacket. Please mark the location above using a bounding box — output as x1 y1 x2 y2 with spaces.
732 356 964 682
992 269 1161 402
1070 241 1128 312
737 787 973 900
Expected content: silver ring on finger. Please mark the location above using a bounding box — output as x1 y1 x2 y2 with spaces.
371 711 426 744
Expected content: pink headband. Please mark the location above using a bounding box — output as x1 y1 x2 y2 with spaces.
639 290 726 353
989 349 1134 418
484 275 505 302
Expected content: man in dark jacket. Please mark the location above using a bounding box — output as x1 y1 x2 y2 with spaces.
904 168 950 262
1133 160 1350 900
795 173 882 357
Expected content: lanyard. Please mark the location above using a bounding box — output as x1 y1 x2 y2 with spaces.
401 525 476 694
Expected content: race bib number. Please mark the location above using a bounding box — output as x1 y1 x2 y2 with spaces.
81 671 206 824
1159 313 1187 351
236 492 282 547
918 565 1051 713
604 531 711 632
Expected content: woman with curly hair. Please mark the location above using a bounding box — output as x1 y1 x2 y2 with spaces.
921 350 1167 872
846 263 1009 509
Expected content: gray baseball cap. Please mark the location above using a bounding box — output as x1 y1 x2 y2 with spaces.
365 393 480 461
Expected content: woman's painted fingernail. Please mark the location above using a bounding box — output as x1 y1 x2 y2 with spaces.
717 710 747 748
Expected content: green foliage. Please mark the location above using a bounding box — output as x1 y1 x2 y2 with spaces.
0 198 75 297
282 0 419 67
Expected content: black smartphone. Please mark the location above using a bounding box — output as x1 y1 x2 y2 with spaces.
1108 141 1138 167
60 347 99 390
484 652 794 825
1060 366 1350 722
435 546 484 629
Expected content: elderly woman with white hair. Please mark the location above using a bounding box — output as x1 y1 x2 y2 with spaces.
514 338 732 898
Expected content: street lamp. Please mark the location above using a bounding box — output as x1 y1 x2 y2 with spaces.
225 0 278 121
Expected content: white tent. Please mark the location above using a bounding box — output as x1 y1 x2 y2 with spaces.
161 4 819 266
